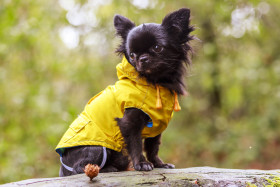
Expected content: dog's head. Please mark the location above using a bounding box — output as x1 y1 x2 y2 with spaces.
114 8 194 94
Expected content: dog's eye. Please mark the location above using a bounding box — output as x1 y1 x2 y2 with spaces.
129 52 136 60
152 45 163 53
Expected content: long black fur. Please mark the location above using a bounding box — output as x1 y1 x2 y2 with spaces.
115 8 195 95
60 8 194 176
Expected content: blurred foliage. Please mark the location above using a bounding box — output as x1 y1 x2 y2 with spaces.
1 0 280 184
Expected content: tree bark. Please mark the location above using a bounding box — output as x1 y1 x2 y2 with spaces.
2 167 280 187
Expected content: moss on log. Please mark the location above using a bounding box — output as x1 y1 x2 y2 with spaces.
2 167 280 187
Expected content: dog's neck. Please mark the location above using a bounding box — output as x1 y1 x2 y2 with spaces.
143 70 187 96
153 80 186 96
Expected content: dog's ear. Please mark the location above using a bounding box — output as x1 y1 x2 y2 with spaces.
161 8 193 43
114 15 135 40
114 15 135 56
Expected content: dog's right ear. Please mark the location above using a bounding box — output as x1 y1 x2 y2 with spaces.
114 15 135 40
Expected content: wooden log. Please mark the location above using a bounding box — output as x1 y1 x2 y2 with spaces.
1 167 280 187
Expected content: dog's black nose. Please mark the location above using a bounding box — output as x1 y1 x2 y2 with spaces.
139 55 149 63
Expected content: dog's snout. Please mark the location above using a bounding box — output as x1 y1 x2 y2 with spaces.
139 55 149 63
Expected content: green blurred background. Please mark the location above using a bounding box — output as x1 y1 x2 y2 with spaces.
1 0 280 184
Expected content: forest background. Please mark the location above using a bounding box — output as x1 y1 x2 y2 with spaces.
1 0 280 184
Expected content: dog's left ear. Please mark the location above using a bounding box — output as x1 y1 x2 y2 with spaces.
161 8 193 43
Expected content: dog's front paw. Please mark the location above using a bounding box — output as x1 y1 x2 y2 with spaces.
154 163 175 169
134 161 154 171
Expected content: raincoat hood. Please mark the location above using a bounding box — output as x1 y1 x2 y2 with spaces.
116 57 149 85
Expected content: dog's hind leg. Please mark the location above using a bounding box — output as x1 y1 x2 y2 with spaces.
61 146 104 176
101 148 130 172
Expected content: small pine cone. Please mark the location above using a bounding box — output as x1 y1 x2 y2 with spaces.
84 164 100 180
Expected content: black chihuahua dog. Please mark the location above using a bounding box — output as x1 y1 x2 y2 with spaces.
56 8 194 176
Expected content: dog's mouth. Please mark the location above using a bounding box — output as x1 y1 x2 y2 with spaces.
136 66 153 75
136 62 151 74
135 58 156 74
144 69 151 74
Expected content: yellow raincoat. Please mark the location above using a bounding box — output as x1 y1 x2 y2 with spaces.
56 57 180 156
